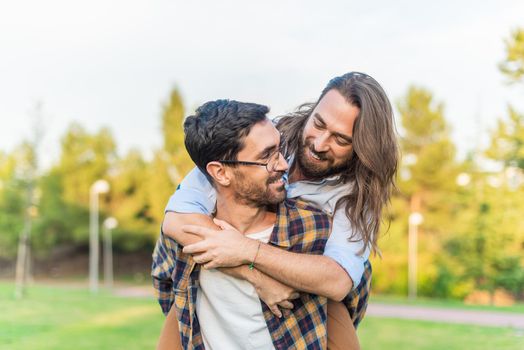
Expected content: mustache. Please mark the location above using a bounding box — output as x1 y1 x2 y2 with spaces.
307 144 329 161
268 171 285 184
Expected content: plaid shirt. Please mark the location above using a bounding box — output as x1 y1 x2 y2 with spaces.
152 198 332 350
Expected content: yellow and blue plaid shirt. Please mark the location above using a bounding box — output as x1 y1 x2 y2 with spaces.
152 198 331 350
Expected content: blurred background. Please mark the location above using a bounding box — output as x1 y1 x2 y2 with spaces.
1 1 524 349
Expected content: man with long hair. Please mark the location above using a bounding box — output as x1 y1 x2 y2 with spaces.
153 72 398 349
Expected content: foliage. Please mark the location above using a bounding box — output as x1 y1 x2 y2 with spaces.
0 88 192 259
499 28 524 84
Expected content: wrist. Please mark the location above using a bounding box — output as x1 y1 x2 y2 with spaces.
244 265 262 285
242 238 260 265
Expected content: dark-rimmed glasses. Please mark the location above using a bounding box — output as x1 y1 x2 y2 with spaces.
218 145 284 173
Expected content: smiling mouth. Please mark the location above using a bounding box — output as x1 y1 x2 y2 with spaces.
309 149 326 161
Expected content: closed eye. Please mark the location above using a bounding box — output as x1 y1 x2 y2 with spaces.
335 136 351 146
313 119 325 130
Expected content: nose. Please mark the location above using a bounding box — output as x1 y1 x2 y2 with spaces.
313 132 330 152
274 152 289 172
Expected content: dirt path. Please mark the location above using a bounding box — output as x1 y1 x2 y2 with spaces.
366 303 524 329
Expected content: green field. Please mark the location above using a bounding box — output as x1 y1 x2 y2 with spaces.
1 282 523 350
371 294 524 314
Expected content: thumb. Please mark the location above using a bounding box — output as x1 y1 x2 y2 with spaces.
213 218 236 230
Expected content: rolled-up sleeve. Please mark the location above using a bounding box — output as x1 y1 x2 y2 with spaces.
165 167 216 215
323 208 370 289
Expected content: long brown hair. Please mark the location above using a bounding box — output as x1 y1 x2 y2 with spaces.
276 72 398 254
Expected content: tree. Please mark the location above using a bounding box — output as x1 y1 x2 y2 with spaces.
107 149 155 251
0 147 29 259
373 86 461 297
35 123 117 248
485 107 524 169
160 88 194 182
499 28 524 84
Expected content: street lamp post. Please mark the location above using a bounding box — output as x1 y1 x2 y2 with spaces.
103 217 118 290
89 179 110 294
408 211 423 300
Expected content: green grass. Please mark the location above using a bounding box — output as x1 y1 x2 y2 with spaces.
359 317 524 350
0 282 164 350
371 294 524 313
1 282 523 349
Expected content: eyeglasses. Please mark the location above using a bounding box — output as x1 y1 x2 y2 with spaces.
218 147 284 173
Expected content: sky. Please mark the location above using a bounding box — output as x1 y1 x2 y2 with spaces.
1 0 524 169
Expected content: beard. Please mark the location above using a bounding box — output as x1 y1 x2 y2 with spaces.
232 170 286 207
295 136 352 180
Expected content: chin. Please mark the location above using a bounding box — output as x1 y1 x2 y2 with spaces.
267 191 286 205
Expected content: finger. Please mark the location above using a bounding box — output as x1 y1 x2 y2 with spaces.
183 241 209 254
181 225 214 237
289 292 300 300
268 305 282 318
278 301 294 310
212 218 236 231
203 261 218 269
192 253 212 264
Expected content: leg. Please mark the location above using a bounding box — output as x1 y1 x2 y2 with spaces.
327 299 360 350
157 306 183 350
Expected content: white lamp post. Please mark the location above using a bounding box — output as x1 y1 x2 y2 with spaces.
408 211 423 300
103 217 118 290
89 179 110 293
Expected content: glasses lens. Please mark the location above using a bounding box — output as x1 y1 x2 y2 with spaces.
266 151 281 172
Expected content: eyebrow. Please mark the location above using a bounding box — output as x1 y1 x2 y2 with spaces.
314 113 353 143
255 137 282 159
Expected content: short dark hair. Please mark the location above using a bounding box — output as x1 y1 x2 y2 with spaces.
184 99 270 183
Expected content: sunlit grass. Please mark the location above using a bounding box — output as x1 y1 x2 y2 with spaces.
0 282 164 350
1 282 522 349
370 294 524 313
359 317 523 350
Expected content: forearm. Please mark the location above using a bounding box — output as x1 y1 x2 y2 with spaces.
162 212 217 246
249 243 353 301
218 265 261 284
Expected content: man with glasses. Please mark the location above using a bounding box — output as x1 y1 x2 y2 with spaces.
153 99 332 349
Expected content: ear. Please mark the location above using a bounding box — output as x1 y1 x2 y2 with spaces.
206 161 231 186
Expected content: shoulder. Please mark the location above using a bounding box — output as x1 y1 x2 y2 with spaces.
281 198 331 233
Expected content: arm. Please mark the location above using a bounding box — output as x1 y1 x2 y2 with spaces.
162 212 215 246
182 219 353 301
219 265 299 318
162 167 218 245
162 213 298 316
242 242 352 301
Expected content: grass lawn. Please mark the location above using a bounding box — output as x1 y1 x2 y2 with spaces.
359 317 524 350
370 294 524 314
1 281 164 350
1 282 523 349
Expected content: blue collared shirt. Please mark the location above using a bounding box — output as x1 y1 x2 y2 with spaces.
165 166 371 289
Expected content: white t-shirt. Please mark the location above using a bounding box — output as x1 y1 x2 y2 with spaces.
196 226 276 350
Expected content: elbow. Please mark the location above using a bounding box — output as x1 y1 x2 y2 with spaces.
162 218 176 238
325 269 353 302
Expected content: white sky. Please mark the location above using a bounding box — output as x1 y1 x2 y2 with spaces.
1 0 524 168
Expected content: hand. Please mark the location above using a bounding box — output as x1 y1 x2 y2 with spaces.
182 218 258 269
252 271 300 318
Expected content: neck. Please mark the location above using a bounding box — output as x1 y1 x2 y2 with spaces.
288 161 306 183
215 192 275 235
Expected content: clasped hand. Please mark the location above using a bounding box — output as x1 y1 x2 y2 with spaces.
182 218 257 269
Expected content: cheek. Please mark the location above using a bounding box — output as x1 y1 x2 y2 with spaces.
332 146 353 162
302 122 317 140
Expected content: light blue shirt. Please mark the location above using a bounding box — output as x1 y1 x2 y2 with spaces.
165 167 371 288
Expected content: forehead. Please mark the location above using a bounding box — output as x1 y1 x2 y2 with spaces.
312 89 360 136
238 119 280 158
